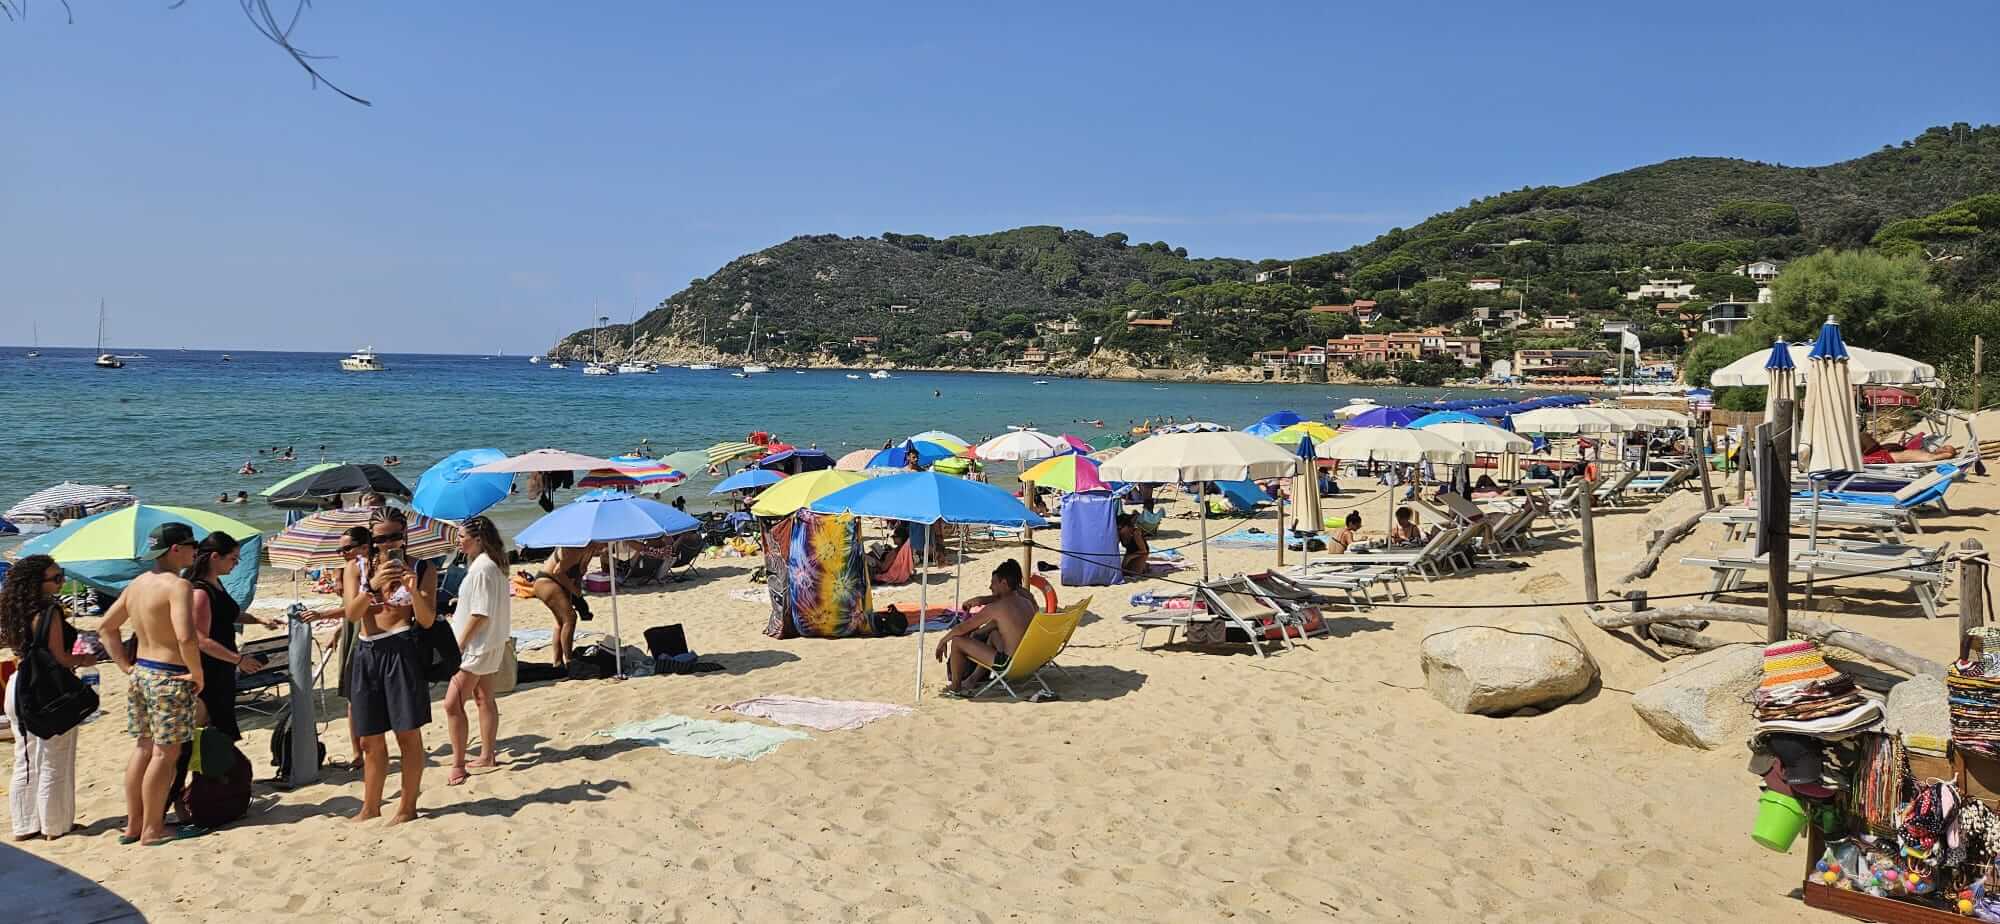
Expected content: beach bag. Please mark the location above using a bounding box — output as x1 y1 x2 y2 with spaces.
178 731 252 828
12 605 97 740
870 606 909 638
414 617 462 684
269 702 324 781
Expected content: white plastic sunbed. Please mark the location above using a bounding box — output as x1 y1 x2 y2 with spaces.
1679 544 1951 618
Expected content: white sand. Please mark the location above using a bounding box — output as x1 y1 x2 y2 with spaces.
9 470 1996 922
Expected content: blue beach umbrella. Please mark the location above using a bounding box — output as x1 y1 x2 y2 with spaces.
755 448 833 474
0 516 15 536
515 489 700 678
809 471 1046 701
1242 421 1283 438
710 468 783 495
1410 411 1485 428
22 504 264 608
1253 410 1303 431
865 439 959 471
1347 406 1415 428
411 448 512 521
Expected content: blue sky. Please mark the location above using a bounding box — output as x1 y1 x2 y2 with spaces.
4 1 1998 353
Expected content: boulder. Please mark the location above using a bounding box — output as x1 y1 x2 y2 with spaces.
1630 644 1764 750
1421 613 1599 715
1883 673 1949 742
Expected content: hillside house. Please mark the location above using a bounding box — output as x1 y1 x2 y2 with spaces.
1126 318 1175 331
1703 302 1754 336
1735 260 1783 283
1627 278 1696 301
1019 347 1050 365
1253 266 1294 283
1474 306 1527 329
1541 315 1577 331
945 330 973 342
1512 348 1616 379
1310 300 1378 325
1468 277 1504 291
888 304 916 315
850 336 881 349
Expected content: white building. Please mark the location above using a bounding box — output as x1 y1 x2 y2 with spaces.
1468 277 1504 291
1626 278 1696 301
1735 260 1782 283
1540 315 1577 331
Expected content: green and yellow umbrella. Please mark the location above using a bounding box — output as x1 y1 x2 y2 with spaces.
19 504 264 606
1267 421 1338 449
749 470 868 517
1018 454 1110 493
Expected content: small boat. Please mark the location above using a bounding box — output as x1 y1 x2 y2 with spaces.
529 355 543 364
616 361 656 374
340 347 385 372
95 353 123 369
741 313 769 373
583 362 617 376
688 363 718 371
868 370 891 380
731 372 748 378
845 373 861 380
26 322 39 358
794 370 806 375
94 302 123 368
547 360 567 369
221 354 233 362
1033 380 1050 385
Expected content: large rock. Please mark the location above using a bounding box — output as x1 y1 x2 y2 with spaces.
1421 613 1599 715
1630 644 1764 750
1883 673 1949 742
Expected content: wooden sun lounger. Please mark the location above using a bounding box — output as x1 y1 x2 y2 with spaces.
1679 546 1951 618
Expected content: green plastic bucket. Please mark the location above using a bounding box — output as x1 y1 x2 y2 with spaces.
1753 790 1808 852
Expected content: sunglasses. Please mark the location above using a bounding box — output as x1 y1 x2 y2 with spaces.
371 531 406 543
43 573 64 584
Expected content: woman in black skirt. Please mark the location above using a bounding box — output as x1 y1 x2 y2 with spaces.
341 508 438 826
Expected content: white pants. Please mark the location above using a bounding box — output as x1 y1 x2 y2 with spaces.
5 674 79 838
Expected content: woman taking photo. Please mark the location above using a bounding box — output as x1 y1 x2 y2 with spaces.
341 508 438 825
2 555 94 840
444 516 510 786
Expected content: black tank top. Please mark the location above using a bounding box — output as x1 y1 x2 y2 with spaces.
197 578 244 740
200 578 241 659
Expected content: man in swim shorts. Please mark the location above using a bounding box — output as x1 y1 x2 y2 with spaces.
100 522 205 846
935 560 1037 696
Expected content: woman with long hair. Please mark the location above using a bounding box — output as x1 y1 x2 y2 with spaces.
342 507 438 824
2 555 94 840
443 516 511 786
182 532 277 744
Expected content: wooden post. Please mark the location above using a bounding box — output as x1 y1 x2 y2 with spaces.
1696 426 1717 509
1578 478 1599 606
1963 539 1989 659
1763 403 1795 643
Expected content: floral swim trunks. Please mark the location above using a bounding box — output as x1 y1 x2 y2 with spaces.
126 664 196 745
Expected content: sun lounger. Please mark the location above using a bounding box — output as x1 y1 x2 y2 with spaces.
1251 569 1368 614
1680 545 1951 618
1281 560 1408 605
1701 505 1915 544
1803 464 1960 513
1590 469 1640 507
968 598 1089 700
1122 576 1321 657
1627 466 1693 497
1305 526 1466 580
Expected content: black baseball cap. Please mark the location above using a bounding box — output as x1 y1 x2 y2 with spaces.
142 522 197 560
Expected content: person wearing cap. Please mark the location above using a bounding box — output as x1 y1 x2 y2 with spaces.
98 521 205 846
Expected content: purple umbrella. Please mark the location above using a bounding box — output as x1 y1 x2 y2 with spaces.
1346 406 1415 428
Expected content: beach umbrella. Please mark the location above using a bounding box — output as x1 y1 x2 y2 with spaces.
267 507 459 571
4 482 138 525
974 429 1068 462
579 455 689 493
0 517 14 536
832 449 877 472
1290 435 1323 563
515 489 699 678
1254 410 1304 431
1333 401 1382 420
1267 421 1338 448
908 431 969 451
1583 407 1647 431
1315 427 1474 465
411 448 512 521
1760 339 1798 439
754 448 833 474
867 440 960 471
1018 454 1110 494
1242 421 1284 438
662 450 711 475
703 441 766 467
261 463 410 508
1863 386 1919 407
809 471 1047 701
1099 431 1299 581
20 505 263 607
1347 406 1415 429
1410 411 1486 428
1058 434 1095 454
749 470 868 517
465 448 619 475
1616 408 1693 429
1511 407 1623 435
1709 341 1936 386
710 468 783 495
1417 421 1532 455
1803 316 1866 475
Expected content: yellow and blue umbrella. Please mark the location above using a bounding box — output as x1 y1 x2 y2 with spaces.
1267 421 1338 448
749 470 868 517
21 505 263 607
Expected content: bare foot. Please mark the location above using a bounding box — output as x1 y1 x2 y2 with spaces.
468 757 498 771
383 811 419 828
350 809 382 824
446 767 469 786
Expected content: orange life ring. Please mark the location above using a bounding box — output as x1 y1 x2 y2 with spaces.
1027 574 1059 613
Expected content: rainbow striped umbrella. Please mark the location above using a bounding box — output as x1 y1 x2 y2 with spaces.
578 455 687 493
267 507 458 571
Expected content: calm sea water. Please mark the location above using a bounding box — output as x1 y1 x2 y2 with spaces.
0 347 1512 543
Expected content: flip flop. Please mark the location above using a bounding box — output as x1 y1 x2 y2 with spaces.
142 826 207 847
117 834 140 845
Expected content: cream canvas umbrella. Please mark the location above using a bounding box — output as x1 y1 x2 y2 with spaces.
1509 407 1623 435
1417 421 1531 454
1290 435 1324 562
1333 400 1382 420
973 429 1067 462
1759 339 1798 444
466 448 620 474
1709 341 1936 386
1099 431 1299 580
1314 427 1473 531
1803 316 1865 475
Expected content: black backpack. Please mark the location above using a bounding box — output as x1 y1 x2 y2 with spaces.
871 606 909 638
12 606 98 740
269 702 325 783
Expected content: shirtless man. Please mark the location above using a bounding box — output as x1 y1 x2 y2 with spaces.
530 544 604 669
99 522 203 846
935 560 1037 696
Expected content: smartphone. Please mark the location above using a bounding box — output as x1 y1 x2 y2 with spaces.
387 548 407 566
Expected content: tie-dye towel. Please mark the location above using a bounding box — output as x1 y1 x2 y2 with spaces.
786 511 873 638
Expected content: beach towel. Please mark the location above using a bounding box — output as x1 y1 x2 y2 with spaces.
710 696 912 731
785 512 873 638
1213 529 1280 548
762 516 797 639
870 541 915 586
597 714 808 762
1058 490 1124 587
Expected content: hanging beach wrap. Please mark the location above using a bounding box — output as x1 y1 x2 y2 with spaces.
786 511 872 638
762 516 796 639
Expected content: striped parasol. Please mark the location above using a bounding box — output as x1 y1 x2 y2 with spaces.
705 441 765 466
5 482 139 524
267 507 459 571
578 455 688 493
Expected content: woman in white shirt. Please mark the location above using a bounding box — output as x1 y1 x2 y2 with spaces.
443 516 511 786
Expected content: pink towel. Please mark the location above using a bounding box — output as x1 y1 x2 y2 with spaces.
711 696 912 731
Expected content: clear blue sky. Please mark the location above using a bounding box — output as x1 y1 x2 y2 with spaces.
4 1 1998 353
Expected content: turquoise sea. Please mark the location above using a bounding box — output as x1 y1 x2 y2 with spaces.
1 347 1515 543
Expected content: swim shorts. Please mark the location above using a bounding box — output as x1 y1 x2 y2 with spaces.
126 665 197 745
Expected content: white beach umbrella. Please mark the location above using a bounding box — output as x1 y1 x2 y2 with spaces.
1709 341 1936 386
5 482 138 524
1333 401 1382 420
1100 431 1300 580
1416 421 1532 455
1314 426 1474 465
1616 408 1693 429
466 448 621 474
1510 407 1623 435
1582 407 1648 431
973 430 1067 462
1803 317 1865 475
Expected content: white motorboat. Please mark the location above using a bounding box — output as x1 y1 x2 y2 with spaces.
547 360 567 369
340 347 385 372
616 361 656 374
742 364 771 374
845 373 861 380
688 363 717 371
529 355 542 364
730 371 748 378
868 370 892 379
583 362 617 376
221 354 233 362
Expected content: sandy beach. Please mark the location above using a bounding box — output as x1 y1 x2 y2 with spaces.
6 460 1994 923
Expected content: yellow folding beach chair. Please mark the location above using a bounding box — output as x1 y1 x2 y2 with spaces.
970 597 1090 701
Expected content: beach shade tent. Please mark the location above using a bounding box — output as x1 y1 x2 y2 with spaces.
866 440 961 471
1019 454 1110 494
1803 316 1867 476
514 489 699 679
1290 435 1324 553
755 448 834 475
974 429 1069 462
908 431 970 451
1409 411 1487 428
703 441 767 468
1058 490 1124 587
21 505 263 608
1759 339 1799 438
710 468 783 495
1510 407 1624 435
411 448 513 521
1098 431 1299 581
1416 421 1532 455
1863 386 1920 408
1332 401 1382 421
661 450 712 476
750 470 869 518
4 482 138 525
832 449 878 472
808 471 1048 701
262 463 411 509
1267 421 1339 449
1347 406 1416 429
465 449 620 475
1709 341 1937 386
267 507 459 571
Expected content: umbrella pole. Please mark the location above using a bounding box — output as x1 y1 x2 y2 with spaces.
916 522 930 703
609 549 625 680
1199 482 1210 582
